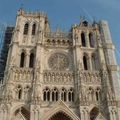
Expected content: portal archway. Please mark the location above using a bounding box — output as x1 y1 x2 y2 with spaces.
90 107 99 120
13 107 30 120
49 111 73 120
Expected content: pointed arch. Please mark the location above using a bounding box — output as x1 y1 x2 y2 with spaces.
89 32 94 48
49 111 73 120
20 52 25 68
23 23 29 35
88 87 94 101
42 101 80 120
90 107 99 120
17 85 22 100
81 32 86 47
95 88 101 101
91 53 98 70
52 88 58 101
14 107 30 120
29 53 34 68
68 88 74 102
43 87 50 101
61 88 67 102
32 23 36 35
83 53 89 70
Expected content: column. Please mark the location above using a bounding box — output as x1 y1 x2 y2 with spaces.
25 52 30 68
86 31 90 48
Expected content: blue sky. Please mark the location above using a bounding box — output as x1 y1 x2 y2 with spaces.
0 0 120 64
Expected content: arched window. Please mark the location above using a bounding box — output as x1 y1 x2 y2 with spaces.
43 91 46 101
68 92 71 101
24 86 30 100
91 53 98 70
17 85 22 99
52 91 54 101
96 92 99 101
23 23 29 35
90 107 99 120
61 88 67 101
52 88 58 101
20 52 25 68
89 33 94 47
32 23 36 35
68 88 74 102
18 89 22 99
43 88 50 101
96 88 100 101
29 53 34 68
88 87 94 101
83 55 88 70
81 32 86 47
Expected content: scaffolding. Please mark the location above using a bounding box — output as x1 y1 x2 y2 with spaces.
0 23 6 54
0 24 14 80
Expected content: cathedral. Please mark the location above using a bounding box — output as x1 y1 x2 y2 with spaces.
0 9 120 120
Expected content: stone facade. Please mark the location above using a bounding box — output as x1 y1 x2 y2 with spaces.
0 9 120 120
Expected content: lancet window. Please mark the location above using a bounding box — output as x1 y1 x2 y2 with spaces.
95 88 101 101
91 53 98 70
20 52 25 68
52 88 58 101
29 53 34 68
17 85 22 100
68 88 74 102
43 87 74 102
43 88 50 101
23 23 29 35
83 54 89 70
89 33 94 48
81 32 86 47
32 23 36 35
61 88 67 101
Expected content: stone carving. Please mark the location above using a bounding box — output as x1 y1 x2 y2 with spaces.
9 67 33 82
48 53 69 70
80 71 101 84
43 71 73 84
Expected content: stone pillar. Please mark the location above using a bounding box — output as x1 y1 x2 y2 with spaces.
89 55 92 70
100 20 120 120
25 53 30 68
100 20 120 100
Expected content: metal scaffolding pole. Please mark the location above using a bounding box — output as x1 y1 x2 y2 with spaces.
0 23 6 55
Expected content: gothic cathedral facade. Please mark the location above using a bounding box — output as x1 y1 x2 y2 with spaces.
0 9 120 120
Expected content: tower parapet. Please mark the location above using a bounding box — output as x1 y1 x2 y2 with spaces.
17 9 47 18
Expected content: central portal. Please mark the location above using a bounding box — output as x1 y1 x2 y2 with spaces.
49 111 73 120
